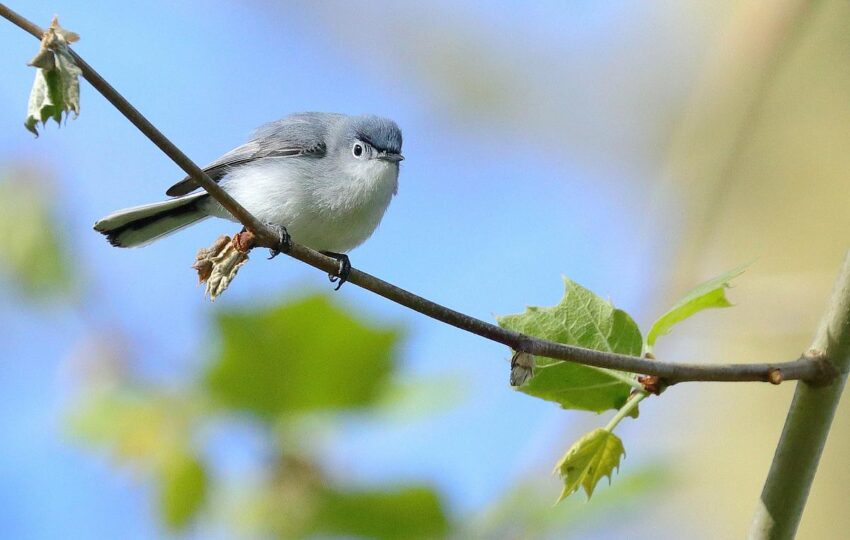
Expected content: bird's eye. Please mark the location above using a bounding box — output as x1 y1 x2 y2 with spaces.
352 143 364 158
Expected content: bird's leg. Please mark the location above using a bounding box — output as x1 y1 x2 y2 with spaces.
266 223 292 260
321 251 351 291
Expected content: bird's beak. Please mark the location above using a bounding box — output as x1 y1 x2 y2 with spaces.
378 152 404 163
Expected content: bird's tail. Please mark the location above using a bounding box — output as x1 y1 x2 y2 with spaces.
93 193 209 247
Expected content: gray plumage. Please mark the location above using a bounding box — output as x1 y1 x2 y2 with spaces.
94 112 403 252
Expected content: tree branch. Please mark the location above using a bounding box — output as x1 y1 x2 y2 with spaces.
0 4 836 386
749 252 850 539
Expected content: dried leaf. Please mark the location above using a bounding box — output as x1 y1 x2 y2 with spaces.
192 235 249 301
509 351 534 386
25 16 81 136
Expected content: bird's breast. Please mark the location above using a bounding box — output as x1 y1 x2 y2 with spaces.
287 160 398 252
213 159 398 253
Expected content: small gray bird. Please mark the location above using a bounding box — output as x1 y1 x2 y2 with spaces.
94 112 403 286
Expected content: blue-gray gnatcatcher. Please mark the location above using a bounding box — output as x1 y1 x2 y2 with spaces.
94 112 403 285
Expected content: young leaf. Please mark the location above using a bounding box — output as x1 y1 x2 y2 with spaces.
25 17 81 136
646 265 747 350
554 428 625 502
497 277 641 413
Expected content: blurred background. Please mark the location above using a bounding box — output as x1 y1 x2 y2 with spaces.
1 0 849 538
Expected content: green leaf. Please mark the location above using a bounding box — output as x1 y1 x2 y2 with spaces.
68 386 205 466
646 265 748 350
158 451 208 530
69 387 207 529
311 486 449 540
68 389 166 462
518 362 636 413
206 294 401 419
554 428 625 502
0 173 73 299
25 19 81 136
497 277 641 413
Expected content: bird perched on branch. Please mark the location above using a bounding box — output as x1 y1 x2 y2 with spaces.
94 112 404 287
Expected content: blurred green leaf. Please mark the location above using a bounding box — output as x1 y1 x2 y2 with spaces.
466 462 671 538
375 373 466 421
206 294 401 419
25 18 81 136
646 265 747 350
0 173 73 299
69 387 207 530
497 277 640 412
554 428 625 502
69 389 169 462
158 451 208 530
311 486 449 540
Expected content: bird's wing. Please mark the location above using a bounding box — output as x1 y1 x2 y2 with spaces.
165 113 337 197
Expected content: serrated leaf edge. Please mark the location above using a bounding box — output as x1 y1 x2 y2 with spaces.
553 428 625 503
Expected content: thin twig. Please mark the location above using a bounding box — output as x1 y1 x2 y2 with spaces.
0 4 834 386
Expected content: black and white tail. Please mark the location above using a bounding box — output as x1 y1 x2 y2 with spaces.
93 193 209 247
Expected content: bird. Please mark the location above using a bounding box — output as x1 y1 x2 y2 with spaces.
93 112 404 287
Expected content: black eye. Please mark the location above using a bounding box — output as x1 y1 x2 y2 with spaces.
353 143 363 157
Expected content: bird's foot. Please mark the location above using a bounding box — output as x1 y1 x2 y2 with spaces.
321 251 351 291
266 224 292 259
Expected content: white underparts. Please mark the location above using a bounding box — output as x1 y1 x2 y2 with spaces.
204 157 399 253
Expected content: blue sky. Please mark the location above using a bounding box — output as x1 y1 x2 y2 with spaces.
0 2 709 538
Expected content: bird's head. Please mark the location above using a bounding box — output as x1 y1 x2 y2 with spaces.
340 115 404 166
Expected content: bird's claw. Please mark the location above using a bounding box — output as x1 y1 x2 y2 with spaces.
267 224 292 259
322 252 351 291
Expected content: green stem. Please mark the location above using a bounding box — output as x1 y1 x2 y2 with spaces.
605 391 648 432
749 251 850 539
597 368 645 392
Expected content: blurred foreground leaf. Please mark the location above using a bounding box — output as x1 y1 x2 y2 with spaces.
70 387 207 529
311 486 449 540
375 373 466 420
466 462 670 538
554 428 625 501
158 451 208 530
0 171 72 299
25 17 81 135
646 265 747 350
497 278 640 412
206 295 401 419
69 389 170 462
